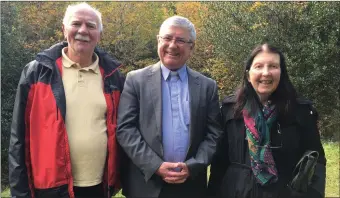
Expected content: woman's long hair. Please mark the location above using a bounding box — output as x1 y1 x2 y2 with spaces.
234 43 297 119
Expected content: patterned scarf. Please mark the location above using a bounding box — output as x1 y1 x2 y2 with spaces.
242 101 278 186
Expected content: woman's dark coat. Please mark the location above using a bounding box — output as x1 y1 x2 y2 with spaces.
208 95 326 198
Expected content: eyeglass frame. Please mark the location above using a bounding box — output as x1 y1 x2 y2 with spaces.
158 35 193 46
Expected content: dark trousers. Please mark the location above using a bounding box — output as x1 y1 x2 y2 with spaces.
35 183 105 198
74 183 105 198
158 182 206 198
125 181 207 198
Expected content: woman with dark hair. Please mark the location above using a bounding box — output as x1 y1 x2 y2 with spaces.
208 43 326 198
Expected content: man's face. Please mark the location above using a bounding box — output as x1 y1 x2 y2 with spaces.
157 25 194 70
63 8 101 57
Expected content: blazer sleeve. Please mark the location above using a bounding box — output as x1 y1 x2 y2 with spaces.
9 63 35 198
116 71 163 182
298 103 326 198
185 80 224 179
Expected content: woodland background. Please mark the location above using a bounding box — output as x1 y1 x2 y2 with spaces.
1 1 339 190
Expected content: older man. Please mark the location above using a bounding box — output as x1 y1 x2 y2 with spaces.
117 16 223 198
9 3 124 198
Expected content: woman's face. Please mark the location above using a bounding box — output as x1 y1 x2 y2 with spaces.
248 51 281 103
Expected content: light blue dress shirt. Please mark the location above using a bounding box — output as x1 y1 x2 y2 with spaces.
161 64 190 163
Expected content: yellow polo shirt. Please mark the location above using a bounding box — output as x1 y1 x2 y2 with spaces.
62 48 107 187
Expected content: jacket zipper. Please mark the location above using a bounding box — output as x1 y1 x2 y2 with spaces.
103 79 113 196
110 90 115 124
102 66 121 194
103 79 115 125
56 104 59 120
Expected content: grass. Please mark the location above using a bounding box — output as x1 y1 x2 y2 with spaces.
323 141 340 197
0 189 9 198
1 141 339 198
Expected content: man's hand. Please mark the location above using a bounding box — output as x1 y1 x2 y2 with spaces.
158 162 190 184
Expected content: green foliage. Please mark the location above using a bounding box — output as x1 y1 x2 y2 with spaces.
96 2 163 64
121 58 159 75
1 2 33 188
201 58 237 99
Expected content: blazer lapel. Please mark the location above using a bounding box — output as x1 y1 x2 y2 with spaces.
148 62 163 156
187 67 200 149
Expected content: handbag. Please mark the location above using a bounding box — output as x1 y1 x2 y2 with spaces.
288 150 319 193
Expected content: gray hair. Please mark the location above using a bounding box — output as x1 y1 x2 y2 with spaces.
159 16 196 41
63 2 103 32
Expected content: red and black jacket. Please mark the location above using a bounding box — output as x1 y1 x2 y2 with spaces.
9 42 124 198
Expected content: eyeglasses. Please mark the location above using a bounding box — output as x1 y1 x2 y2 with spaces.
158 35 193 46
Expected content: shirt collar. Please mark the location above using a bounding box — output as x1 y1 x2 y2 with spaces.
61 47 99 74
160 64 187 81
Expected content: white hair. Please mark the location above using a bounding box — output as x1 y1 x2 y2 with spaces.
159 15 196 41
63 2 103 32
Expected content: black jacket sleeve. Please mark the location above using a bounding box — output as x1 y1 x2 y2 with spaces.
9 62 36 198
296 102 326 198
207 103 231 197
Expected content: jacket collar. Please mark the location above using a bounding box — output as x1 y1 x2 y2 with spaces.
35 41 121 75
